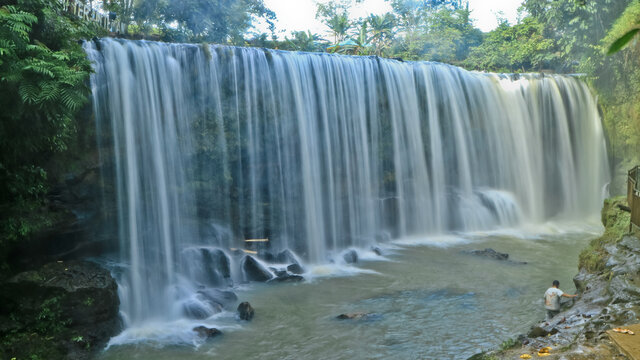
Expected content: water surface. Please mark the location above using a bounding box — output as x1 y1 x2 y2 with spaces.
100 225 598 360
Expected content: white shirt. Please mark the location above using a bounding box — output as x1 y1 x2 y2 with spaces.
544 287 564 310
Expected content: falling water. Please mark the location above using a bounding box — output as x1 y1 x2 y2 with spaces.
84 38 609 325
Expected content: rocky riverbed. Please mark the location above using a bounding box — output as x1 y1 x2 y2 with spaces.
472 204 640 359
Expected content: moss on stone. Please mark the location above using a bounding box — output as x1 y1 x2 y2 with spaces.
578 196 631 273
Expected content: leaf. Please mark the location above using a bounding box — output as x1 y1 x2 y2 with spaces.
607 28 640 55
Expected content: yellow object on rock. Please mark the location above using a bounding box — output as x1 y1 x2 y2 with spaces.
537 347 552 357
520 354 532 359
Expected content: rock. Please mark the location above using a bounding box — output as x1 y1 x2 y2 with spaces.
237 302 255 321
202 248 231 286
0 261 121 359
269 273 304 283
528 326 549 337
193 326 222 339
527 326 558 338
287 263 304 274
183 297 221 319
464 248 509 261
240 255 273 282
182 247 232 287
343 249 358 264
197 289 238 309
276 249 299 264
371 246 383 256
336 312 380 321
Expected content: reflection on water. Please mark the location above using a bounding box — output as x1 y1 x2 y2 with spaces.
100 227 599 360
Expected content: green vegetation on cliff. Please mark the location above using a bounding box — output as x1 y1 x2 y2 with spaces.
579 196 631 272
0 0 99 274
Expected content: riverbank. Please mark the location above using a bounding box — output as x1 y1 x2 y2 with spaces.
472 197 640 360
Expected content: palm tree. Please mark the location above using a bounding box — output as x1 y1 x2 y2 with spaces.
367 13 395 56
326 13 351 44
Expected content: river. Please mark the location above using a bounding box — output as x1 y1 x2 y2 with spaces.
99 223 599 360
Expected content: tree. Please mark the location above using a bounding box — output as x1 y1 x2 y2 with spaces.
316 0 352 44
0 0 96 268
283 30 324 52
162 0 275 44
463 17 557 72
367 13 395 55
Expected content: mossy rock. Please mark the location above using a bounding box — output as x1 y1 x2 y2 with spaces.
0 260 121 360
579 196 631 273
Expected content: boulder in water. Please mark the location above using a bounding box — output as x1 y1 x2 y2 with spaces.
237 301 255 321
241 255 273 282
269 273 304 283
202 248 231 286
276 249 299 264
287 263 304 274
182 294 223 319
343 249 358 264
193 326 222 339
371 246 383 256
197 288 238 309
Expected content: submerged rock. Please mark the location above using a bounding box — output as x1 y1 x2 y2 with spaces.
237 301 255 321
343 249 359 264
241 255 273 282
193 326 222 339
0 260 121 359
336 312 380 321
465 248 509 260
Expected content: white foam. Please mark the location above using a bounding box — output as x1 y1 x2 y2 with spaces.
106 314 240 349
392 234 471 247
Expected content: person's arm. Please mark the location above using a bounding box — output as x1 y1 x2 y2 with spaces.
561 293 577 298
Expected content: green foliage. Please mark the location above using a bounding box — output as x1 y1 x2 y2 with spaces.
464 18 557 72
316 0 352 44
605 1 640 54
109 0 277 44
0 0 95 271
578 196 630 272
499 337 519 351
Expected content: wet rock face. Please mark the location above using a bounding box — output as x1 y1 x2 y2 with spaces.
237 302 255 321
343 249 358 264
241 255 273 282
0 260 121 360
287 263 304 275
193 326 222 339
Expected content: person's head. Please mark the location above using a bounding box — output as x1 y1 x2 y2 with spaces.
552 280 560 288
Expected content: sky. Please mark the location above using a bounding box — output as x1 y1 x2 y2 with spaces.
257 0 522 39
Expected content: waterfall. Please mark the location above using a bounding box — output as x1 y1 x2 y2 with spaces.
85 38 609 325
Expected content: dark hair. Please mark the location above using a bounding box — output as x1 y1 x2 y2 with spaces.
552 280 560 287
